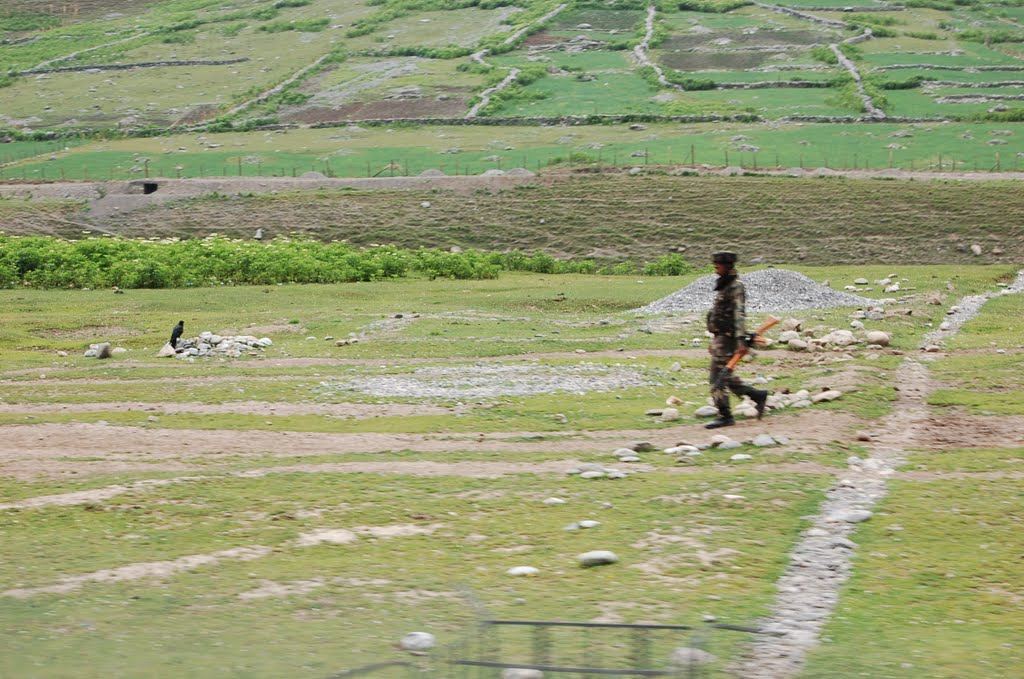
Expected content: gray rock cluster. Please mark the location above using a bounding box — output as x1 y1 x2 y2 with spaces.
316 363 654 400
566 463 631 480
159 332 272 359
635 269 874 314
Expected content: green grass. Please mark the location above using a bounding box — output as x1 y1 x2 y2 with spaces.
1 470 831 675
0 261 1022 676
11 120 1024 185
928 354 1024 415
945 292 1024 350
802 478 1024 678
926 293 1024 414
903 447 1024 473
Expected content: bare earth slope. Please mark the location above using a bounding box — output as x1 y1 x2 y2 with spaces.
2 170 1023 265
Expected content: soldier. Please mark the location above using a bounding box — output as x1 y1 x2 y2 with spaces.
705 251 768 429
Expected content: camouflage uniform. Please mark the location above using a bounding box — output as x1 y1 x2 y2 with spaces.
705 252 767 427
707 273 750 407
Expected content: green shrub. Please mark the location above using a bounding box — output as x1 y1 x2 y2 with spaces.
643 253 694 276
904 30 940 39
161 32 197 44
880 75 934 89
0 11 60 32
677 0 752 11
258 18 330 33
251 7 282 20
810 46 838 65
219 23 247 37
903 0 954 9
957 28 1024 43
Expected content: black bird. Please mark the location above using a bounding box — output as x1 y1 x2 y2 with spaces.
170 320 184 349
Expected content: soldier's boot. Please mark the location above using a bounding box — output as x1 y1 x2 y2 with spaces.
743 386 769 420
704 399 735 429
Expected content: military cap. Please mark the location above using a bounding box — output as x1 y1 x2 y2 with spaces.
711 251 738 264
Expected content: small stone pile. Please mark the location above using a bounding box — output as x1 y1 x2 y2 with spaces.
635 269 874 314
158 332 272 359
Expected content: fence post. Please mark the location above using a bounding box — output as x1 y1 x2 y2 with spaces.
691 143 695 166
994 151 1000 171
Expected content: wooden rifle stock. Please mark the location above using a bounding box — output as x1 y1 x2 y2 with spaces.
724 316 780 371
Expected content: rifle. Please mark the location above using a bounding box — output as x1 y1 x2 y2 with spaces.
713 316 779 389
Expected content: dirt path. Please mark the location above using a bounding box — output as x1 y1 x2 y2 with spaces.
0 410 862 480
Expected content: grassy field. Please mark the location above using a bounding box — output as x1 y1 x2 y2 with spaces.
1 264 1022 676
3 121 1022 183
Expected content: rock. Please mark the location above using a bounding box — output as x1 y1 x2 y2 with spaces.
502 669 544 679
613 447 637 458
821 330 855 346
970 244 982 256
579 471 605 479
694 405 719 418
812 389 842 403
578 550 618 567
781 318 802 331
157 343 177 357
660 408 680 422
730 453 752 461
543 497 566 505
788 339 808 351
854 278 869 285
666 395 683 406
838 509 873 523
578 520 601 529
399 632 436 651
506 566 540 576
628 441 656 452
751 434 776 447
669 647 717 666
864 330 890 346
779 330 801 343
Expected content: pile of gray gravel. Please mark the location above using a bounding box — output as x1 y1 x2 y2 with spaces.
315 362 656 400
635 268 875 314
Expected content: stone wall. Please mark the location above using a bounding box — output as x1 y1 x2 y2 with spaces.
20 58 250 76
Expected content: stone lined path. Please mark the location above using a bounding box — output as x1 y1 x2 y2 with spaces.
732 269 1024 678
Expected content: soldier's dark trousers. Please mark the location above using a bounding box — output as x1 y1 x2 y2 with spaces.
709 336 766 419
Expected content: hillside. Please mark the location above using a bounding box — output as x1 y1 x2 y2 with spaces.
3 172 1022 264
2 0 1022 137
